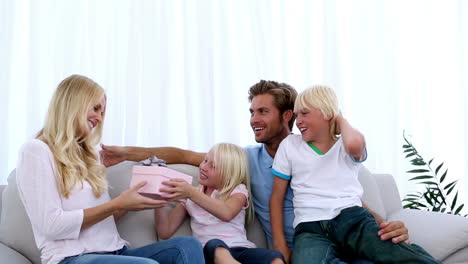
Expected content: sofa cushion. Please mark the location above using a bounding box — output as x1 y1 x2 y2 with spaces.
358 167 386 220
388 208 468 261
0 169 41 264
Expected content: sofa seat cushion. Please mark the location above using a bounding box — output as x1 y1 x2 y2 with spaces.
388 209 468 261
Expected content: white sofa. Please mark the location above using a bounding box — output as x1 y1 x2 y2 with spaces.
1 161 467 264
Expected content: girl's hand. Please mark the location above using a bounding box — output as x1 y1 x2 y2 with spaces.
159 179 196 201
116 181 168 210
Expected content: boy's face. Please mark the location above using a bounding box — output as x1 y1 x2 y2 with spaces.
295 105 329 142
249 94 288 144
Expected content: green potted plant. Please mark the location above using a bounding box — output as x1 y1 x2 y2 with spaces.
402 131 466 216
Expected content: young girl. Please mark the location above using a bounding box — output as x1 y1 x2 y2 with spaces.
154 143 284 264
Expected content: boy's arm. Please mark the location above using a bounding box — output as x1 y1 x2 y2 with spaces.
100 144 206 167
270 177 291 263
160 180 246 222
154 203 188 239
335 113 366 161
361 201 410 243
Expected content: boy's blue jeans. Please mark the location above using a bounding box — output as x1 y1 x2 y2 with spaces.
292 206 440 264
59 236 204 264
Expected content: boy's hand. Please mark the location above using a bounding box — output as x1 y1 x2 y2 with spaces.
334 112 343 135
378 221 410 244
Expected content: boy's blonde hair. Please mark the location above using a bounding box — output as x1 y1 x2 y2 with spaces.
295 85 340 140
37 74 107 198
211 143 254 221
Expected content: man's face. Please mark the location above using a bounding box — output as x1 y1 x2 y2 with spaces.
249 94 287 144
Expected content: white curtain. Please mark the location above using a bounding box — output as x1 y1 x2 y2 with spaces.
1 0 467 208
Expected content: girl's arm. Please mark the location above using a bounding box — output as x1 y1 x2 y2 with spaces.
335 113 366 161
160 180 246 222
270 177 291 263
154 204 188 239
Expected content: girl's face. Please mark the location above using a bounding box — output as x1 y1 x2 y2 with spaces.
199 149 222 189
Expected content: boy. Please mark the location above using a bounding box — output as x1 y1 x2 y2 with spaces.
270 85 439 263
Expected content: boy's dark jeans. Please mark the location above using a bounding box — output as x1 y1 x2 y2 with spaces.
292 206 440 264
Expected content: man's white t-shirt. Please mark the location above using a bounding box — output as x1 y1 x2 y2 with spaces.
272 135 363 228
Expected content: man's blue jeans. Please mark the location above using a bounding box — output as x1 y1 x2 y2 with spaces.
59 236 204 264
292 206 440 264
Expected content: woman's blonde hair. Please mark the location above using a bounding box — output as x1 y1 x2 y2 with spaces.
295 85 340 140
37 74 107 198
211 143 254 222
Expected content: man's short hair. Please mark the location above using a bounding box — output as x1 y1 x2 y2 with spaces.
248 80 298 130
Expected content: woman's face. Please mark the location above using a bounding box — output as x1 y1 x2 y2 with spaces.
84 95 106 136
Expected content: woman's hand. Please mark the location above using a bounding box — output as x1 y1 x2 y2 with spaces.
116 181 168 211
159 179 196 201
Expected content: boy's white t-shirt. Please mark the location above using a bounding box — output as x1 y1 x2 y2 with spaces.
272 134 363 228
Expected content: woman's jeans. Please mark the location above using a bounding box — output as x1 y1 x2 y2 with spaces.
59 236 204 264
292 206 440 264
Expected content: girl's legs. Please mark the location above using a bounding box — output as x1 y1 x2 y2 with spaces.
204 239 239 264
122 236 204 264
204 238 285 264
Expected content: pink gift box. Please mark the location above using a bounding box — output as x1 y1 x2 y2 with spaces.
130 166 193 199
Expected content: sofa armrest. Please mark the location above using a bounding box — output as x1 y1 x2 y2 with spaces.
372 174 403 216
0 185 5 219
388 209 468 261
0 242 32 264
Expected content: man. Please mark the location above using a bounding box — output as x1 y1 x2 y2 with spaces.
101 80 409 263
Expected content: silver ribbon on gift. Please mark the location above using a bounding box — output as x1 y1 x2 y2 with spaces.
139 156 167 167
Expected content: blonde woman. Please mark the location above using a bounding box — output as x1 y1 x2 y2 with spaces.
154 143 285 264
16 75 204 264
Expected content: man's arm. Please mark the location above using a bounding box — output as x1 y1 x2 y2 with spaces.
100 144 206 167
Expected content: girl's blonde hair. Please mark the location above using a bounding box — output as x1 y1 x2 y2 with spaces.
294 85 340 140
37 74 107 198
211 143 254 222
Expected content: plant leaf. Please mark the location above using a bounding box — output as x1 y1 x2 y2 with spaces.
455 204 465 215
406 169 430 173
440 169 448 183
405 152 416 158
451 192 459 211
444 180 458 190
409 175 433 181
428 158 434 166
435 162 444 175
447 184 457 196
